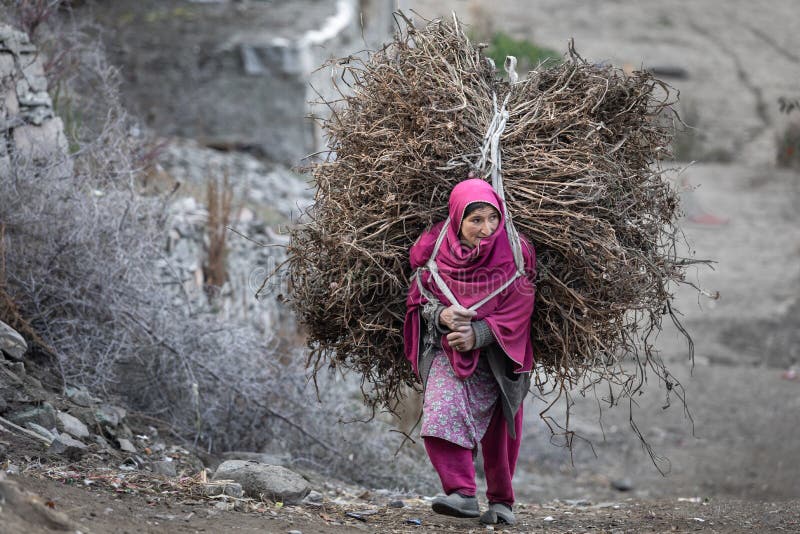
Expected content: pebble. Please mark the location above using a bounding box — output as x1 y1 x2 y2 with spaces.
288 531 302 534
301 490 323 505
611 478 633 492
117 438 137 453
388 499 405 508
151 460 177 477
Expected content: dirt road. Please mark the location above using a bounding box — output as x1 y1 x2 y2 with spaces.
5 470 799 533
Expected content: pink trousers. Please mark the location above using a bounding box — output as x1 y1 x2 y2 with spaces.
424 402 523 506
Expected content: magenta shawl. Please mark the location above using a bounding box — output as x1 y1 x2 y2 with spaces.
403 179 536 379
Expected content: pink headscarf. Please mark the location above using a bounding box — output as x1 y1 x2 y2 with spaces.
404 179 536 379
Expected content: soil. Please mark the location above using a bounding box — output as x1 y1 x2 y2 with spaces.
3 0 800 532
3 467 799 534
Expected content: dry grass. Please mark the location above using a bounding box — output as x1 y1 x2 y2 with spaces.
204 174 234 298
277 13 707 436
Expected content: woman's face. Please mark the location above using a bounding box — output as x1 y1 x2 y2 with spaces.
459 204 500 249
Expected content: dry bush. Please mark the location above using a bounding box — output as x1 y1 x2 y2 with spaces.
281 13 706 436
203 174 233 298
0 6 432 490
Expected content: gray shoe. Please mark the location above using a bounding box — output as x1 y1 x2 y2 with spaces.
431 493 480 518
479 502 515 525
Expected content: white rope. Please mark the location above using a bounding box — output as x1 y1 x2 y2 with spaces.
415 56 528 313
421 216 523 313
473 67 526 276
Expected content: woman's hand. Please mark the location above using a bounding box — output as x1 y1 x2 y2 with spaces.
447 325 476 352
438 305 476 331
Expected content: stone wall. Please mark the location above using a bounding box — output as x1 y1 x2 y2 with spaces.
0 24 71 179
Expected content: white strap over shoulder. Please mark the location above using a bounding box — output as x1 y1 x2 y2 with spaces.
416 64 527 313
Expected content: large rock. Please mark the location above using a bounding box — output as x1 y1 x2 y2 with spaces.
0 320 27 360
9 402 57 430
56 411 90 439
94 404 126 427
64 386 98 407
47 434 87 460
212 460 310 504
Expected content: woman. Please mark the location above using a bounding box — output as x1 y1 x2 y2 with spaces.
404 178 536 525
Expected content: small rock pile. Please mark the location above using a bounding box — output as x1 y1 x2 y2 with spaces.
0 318 200 474
0 318 329 508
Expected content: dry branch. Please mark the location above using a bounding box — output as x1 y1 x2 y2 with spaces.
276 13 701 419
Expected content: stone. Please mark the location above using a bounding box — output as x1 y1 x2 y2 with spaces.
3 80 19 115
302 490 323 505
93 434 112 450
0 320 27 361
151 460 177 477
9 402 57 429
611 478 634 492
20 52 48 92
0 52 15 81
56 411 90 439
48 435 87 460
119 423 133 439
203 482 243 499
94 404 126 427
212 460 310 504
117 438 136 453
12 118 68 161
65 386 97 407
220 451 291 466
240 45 265 75
9 361 25 378
24 422 55 442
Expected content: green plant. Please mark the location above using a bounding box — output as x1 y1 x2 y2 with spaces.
777 121 800 170
484 31 560 73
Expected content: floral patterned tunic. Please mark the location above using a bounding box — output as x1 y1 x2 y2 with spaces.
420 350 499 449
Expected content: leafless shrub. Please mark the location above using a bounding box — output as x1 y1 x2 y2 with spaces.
8 0 64 40
0 7 432 490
